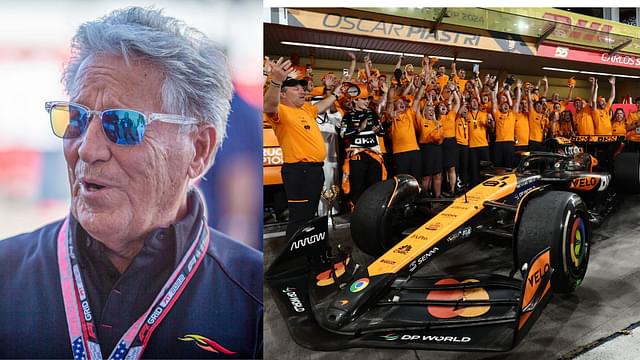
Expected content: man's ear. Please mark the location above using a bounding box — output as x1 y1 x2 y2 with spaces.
188 123 216 180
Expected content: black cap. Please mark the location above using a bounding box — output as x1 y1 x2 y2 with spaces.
281 78 308 88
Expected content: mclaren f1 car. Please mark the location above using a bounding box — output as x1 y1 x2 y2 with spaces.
266 135 640 352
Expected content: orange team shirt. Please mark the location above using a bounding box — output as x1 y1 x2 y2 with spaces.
592 101 612 135
436 74 449 90
574 107 595 135
416 113 444 144
441 111 456 138
468 110 489 148
611 120 626 136
455 115 469 146
514 112 529 147
482 101 492 113
451 75 467 93
265 102 326 163
389 110 419 154
627 111 640 142
528 108 547 142
493 110 516 142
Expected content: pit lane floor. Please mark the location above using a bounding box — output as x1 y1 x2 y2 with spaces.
264 194 640 359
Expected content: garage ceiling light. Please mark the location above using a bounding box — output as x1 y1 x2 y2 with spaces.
542 66 640 79
279 41 483 63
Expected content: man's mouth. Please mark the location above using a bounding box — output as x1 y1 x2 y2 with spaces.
79 178 109 192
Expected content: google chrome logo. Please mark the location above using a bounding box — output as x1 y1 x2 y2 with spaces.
350 278 370 293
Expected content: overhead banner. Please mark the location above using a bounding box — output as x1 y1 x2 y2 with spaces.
538 44 640 70
280 8 537 56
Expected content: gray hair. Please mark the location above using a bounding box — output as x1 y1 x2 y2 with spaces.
63 6 233 150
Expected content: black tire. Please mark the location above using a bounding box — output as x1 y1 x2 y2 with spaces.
351 175 420 257
614 152 640 193
517 191 590 293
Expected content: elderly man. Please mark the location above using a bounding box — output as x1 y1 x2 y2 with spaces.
0 7 262 359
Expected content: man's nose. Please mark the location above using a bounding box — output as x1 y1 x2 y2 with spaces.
77 113 112 163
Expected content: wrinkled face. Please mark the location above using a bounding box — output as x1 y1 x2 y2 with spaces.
575 100 583 111
281 84 306 107
65 54 199 247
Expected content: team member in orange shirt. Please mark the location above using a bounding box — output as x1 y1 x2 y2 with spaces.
527 87 548 152
386 91 421 180
611 108 627 136
414 84 444 197
491 81 516 167
456 104 470 190
468 96 494 185
451 62 467 93
440 82 461 196
513 81 529 167
264 57 338 240
435 64 449 91
574 96 595 136
559 110 575 137
626 97 640 152
591 76 615 135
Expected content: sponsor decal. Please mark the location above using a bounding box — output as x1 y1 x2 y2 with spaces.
354 137 377 146
410 233 429 241
540 44 640 70
394 244 412 255
427 279 490 319
338 299 349 306
315 257 350 287
380 333 471 343
290 232 326 250
177 334 236 354
408 247 439 272
350 278 370 293
380 333 400 341
570 176 599 191
440 213 457 217
527 263 551 288
597 175 611 191
424 222 442 231
282 287 306 312
379 259 396 265
449 204 469 210
263 147 283 166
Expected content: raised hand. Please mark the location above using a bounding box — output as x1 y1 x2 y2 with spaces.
269 57 293 83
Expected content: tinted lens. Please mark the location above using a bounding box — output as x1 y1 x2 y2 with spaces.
102 110 146 145
50 103 87 138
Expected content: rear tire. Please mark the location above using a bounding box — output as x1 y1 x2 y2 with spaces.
351 175 420 257
614 152 640 193
517 191 590 293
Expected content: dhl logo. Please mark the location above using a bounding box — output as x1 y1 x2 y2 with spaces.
543 12 612 43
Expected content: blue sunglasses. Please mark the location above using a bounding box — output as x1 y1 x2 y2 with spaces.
46 101 199 146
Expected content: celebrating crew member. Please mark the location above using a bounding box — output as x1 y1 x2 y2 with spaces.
574 95 595 136
513 80 530 167
340 84 386 209
559 110 576 138
0 7 262 358
440 81 461 196
627 97 640 152
491 80 516 167
591 76 615 135
264 56 338 241
467 91 494 185
527 86 549 152
386 89 421 180
414 79 444 197
612 108 627 136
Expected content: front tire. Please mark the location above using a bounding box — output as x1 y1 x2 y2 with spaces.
517 191 590 293
351 175 420 257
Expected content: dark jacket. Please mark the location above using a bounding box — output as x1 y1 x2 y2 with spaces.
0 217 263 359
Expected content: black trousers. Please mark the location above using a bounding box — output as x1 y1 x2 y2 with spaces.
282 163 325 241
529 140 546 152
469 146 490 186
493 141 515 168
349 152 383 205
457 144 469 188
394 150 421 181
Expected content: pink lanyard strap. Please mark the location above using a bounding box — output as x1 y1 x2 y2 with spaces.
58 217 210 360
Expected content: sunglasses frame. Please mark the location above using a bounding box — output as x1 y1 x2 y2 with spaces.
45 101 200 145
